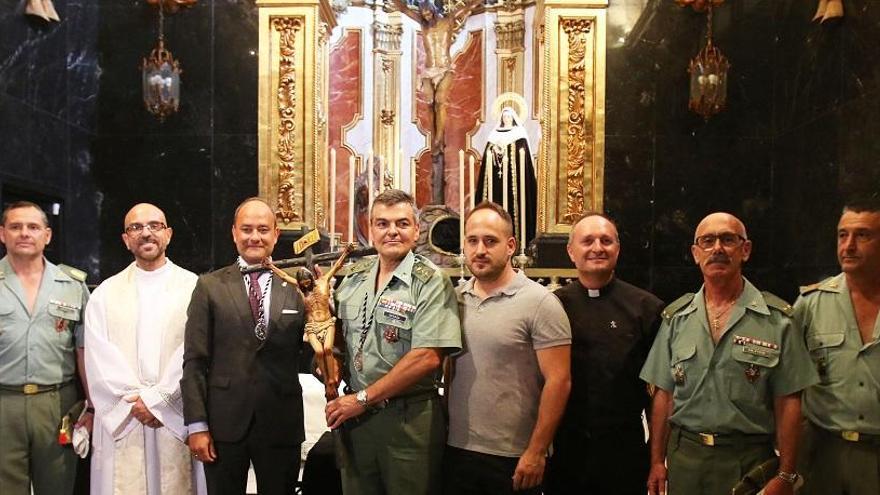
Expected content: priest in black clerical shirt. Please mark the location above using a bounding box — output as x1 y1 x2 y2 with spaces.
544 212 664 495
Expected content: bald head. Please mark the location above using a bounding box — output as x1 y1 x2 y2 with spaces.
694 212 747 242
122 203 172 270
124 203 167 229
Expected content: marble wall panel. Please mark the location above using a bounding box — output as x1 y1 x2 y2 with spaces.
328 28 361 238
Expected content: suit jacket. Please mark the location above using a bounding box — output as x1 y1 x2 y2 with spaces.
181 264 305 445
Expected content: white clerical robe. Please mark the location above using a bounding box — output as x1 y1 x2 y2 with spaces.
85 260 205 495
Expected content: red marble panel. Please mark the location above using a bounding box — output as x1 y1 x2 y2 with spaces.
414 30 483 210
328 29 361 239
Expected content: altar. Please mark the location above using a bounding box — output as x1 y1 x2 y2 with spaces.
254 0 608 268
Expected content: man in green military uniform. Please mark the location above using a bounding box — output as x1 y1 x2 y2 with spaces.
325 189 461 495
640 212 817 495
0 201 91 495
794 199 880 495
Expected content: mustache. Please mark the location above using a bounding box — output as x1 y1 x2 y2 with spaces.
706 254 731 264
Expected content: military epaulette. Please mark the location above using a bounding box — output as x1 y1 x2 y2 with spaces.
799 276 837 295
412 258 436 283
347 256 376 274
58 264 87 283
762 291 793 317
662 293 695 321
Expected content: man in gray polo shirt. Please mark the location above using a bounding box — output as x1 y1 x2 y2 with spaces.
444 201 571 495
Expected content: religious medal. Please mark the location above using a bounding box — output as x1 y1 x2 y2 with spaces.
254 321 267 341
55 318 68 333
745 363 761 383
383 326 399 343
816 357 828 378
354 350 364 371
673 364 686 386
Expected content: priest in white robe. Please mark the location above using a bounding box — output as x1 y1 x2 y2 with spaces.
85 203 205 495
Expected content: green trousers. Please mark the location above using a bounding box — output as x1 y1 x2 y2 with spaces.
799 422 880 495
335 395 445 495
667 426 775 495
0 384 79 495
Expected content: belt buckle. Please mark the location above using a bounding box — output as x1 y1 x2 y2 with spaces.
699 433 715 446
22 384 39 395
841 431 860 442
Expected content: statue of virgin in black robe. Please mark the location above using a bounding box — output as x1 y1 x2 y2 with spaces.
475 107 537 249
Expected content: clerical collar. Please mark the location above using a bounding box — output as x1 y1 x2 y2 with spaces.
582 277 615 298
588 289 601 298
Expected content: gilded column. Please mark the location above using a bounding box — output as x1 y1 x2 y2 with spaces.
257 0 336 230
494 8 525 97
538 0 606 234
371 11 403 189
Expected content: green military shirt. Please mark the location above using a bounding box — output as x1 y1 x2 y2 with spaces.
0 256 89 385
335 250 461 393
640 278 818 434
794 273 880 434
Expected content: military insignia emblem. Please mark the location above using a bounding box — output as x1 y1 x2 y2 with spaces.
55 318 69 333
673 364 686 386
610 321 617 329
745 363 761 383
383 326 399 343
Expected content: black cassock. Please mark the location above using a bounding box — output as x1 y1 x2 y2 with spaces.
475 129 537 249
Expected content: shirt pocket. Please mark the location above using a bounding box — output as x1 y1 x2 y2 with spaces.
805 331 845 384
47 299 81 341
375 307 414 361
337 301 362 340
727 345 780 409
670 343 698 401
0 300 14 342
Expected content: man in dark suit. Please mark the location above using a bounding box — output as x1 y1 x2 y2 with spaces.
182 197 306 495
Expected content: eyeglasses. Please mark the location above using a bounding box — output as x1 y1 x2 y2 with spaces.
694 232 746 250
125 222 167 234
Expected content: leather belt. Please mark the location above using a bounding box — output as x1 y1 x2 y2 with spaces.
813 423 880 445
0 381 73 395
674 425 772 447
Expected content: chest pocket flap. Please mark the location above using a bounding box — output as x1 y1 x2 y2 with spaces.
48 300 81 322
671 344 696 365
337 301 360 321
732 344 780 368
806 332 845 351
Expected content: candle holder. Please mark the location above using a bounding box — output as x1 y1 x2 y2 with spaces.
455 252 468 287
512 251 533 269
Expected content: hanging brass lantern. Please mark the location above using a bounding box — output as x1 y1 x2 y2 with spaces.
141 2 182 121
684 1 730 120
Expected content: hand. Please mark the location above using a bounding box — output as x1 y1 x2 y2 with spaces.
74 410 94 433
187 431 217 463
647 462 667 495
325 394 366 429
512 449 545 491
126 396 159 426
762 477 794 495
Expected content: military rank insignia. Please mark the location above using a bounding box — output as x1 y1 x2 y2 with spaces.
745 363 761 383
673 364 686 386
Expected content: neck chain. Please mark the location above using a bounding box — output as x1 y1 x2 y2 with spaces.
708 297 736 336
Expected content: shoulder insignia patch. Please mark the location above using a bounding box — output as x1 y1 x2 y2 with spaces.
762 291 793 317
348 256 376 274
412 259 436 283
662 293 695 321
799 276 837 295
58 264 87 283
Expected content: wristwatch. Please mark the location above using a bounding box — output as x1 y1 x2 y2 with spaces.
777 471 799 484
356 390 369 409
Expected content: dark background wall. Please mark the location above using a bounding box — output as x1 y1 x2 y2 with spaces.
1 0 878 303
